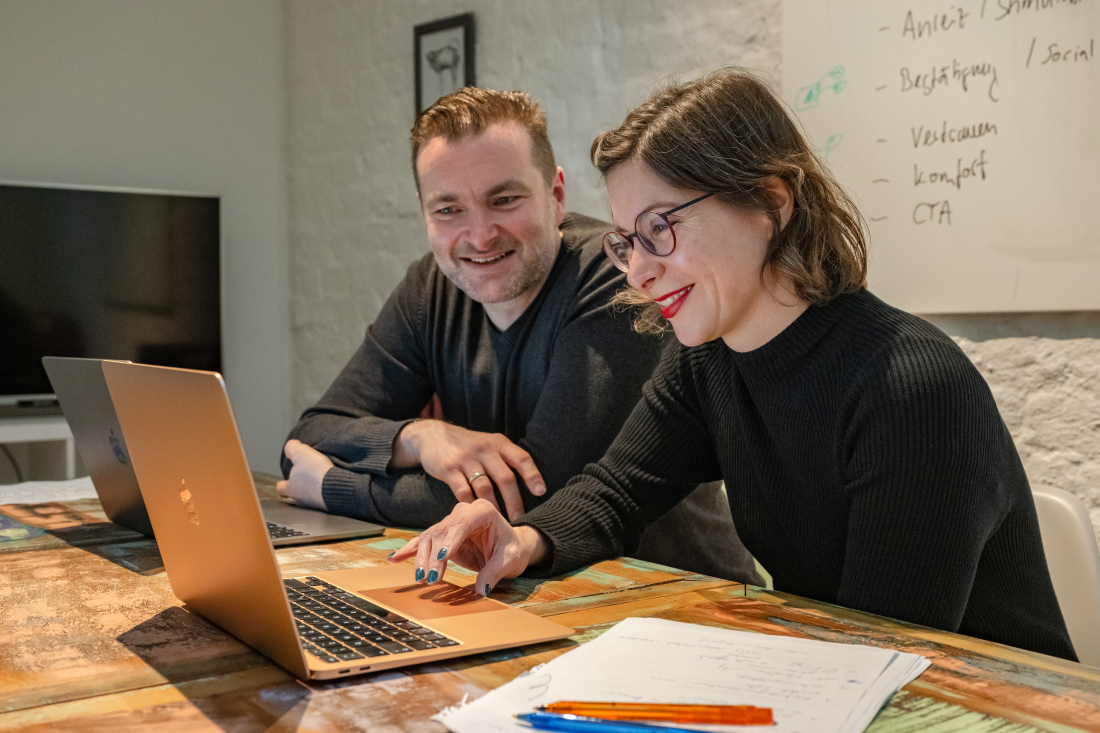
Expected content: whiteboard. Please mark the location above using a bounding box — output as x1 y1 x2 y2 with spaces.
783 0 1100 313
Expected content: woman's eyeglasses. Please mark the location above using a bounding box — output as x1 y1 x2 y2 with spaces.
602 193 714 272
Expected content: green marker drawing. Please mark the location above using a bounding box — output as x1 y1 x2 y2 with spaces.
796 66 846 110
818 133 843 161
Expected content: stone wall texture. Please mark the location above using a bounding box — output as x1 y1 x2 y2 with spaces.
285 0 1100 543
954 335 1100 544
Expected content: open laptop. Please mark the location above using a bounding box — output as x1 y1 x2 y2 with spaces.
42 356 382 546
101 360 573 680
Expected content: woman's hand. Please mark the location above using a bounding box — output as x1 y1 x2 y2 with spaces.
388 499 550 595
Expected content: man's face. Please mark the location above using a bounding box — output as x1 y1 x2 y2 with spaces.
416 122 566 323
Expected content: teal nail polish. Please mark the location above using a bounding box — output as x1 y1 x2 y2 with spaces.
484 583 491 596
387 552 395 560
437 547 448 560
415 567 425 582
427 569 438 583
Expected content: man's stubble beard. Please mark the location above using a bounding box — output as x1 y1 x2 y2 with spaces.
442 230 560 305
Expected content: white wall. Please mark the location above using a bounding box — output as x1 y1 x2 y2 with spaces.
0 0 291 473
284 0 1100 543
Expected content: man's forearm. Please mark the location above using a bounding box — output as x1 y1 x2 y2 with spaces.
287 412 411 475
322 466 460 528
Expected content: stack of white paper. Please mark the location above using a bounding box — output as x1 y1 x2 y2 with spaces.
436 617 930 733
0 476 97 505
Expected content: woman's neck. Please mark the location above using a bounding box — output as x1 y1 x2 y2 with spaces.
721 270 810 353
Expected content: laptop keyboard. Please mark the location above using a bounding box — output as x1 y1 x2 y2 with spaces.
268 522 310 539
283 576 460 664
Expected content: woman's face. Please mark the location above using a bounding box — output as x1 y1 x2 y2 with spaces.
605 158 802 351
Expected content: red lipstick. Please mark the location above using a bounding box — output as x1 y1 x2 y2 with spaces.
655 284 693 319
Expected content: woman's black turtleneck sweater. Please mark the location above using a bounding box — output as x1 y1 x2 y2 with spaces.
519 289 1076 661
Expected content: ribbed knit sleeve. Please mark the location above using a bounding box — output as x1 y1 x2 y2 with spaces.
825 329 1073 658
832 333 1012 627
321 465 466 528
518 341 723 575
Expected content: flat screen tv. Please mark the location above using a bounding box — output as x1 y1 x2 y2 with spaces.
0 181 221 416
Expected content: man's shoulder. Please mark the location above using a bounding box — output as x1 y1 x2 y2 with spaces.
561 212 613 262
557 212 623 288
406 248 443 281
561 211 612 243
374 250 468 335
396 249 457 299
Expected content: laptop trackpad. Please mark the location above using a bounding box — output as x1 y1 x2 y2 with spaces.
359 582 501 620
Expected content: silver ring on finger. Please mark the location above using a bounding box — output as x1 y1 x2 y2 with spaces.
467 471 485 483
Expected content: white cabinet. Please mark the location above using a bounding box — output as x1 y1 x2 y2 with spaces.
0 416 79 483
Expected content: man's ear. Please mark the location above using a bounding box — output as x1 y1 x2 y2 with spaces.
761 177 794 231
551 166 566 227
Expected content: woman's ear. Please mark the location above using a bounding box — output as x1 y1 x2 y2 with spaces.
761 177 795 231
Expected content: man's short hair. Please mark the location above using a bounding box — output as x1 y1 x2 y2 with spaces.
410 87 556 192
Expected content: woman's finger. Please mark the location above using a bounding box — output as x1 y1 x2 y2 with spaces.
475 537 520 597
424 509 490 584
413 525 441 583
387 534 421 563
420 500 502 586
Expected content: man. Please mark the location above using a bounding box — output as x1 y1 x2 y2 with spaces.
278 87 760 583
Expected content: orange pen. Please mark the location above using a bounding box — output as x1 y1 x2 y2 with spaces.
535 702 774 725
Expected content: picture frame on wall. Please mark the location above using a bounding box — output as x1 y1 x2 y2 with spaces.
414 13 476 115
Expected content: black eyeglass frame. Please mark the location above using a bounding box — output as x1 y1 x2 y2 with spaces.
602 192 715 272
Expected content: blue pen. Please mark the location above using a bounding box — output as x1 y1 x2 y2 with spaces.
515 712 709 733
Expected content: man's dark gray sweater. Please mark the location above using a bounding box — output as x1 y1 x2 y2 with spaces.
283 213 761 583
518 289 1075 661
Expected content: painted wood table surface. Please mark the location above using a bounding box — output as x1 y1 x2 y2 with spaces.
1 474 1099 732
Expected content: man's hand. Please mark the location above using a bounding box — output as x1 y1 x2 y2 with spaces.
419 393 444 420
276 439 333 511
389 420 546 521
388 499 550 595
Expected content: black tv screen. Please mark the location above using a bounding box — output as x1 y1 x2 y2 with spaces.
0 182 221 409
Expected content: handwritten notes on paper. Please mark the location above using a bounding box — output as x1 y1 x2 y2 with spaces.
0 476 98 506
784 0 1100 313
434 617 930 733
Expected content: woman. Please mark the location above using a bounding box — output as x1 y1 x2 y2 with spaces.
389 69 1075 661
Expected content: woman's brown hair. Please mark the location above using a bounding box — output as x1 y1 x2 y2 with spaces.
591 68 867 333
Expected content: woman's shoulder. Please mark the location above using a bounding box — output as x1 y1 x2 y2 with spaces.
838 290 989 398
846 290 970 360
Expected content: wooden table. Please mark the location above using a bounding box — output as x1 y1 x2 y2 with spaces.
2 474 1099 732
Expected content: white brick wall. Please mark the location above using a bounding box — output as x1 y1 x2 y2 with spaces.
286 0 781 412
285 0 1100 543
